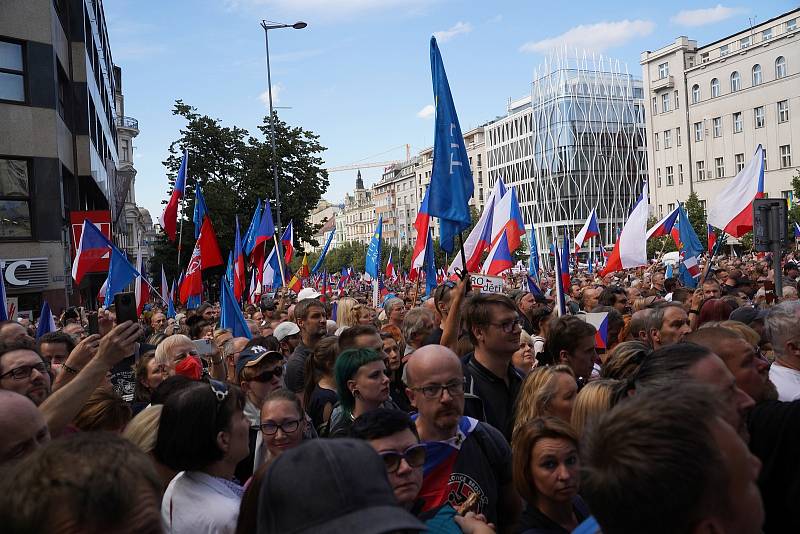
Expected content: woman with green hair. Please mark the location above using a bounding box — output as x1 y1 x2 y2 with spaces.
327 348 392 437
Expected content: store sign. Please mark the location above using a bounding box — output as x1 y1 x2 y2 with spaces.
0 258 49 288
69 210 112 272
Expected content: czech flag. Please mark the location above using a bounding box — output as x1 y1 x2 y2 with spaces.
646 206 680 241
160 266 170 304
560 230 571 291
160 149 188 242
411 188 432 277
601 182 649 276
263 246 282 290
233 216 246 301
281 221 295 264
574 209 600 252
386 250 396 281
707 145 765 237
794 222 800 239
72 220 112 284
449 178 507 274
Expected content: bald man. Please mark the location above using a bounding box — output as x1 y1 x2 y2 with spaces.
0 390 50 466
404 345 519 529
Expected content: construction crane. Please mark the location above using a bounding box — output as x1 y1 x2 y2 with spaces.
325 144 412 173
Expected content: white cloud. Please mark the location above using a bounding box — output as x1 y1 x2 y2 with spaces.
520 19 655 54
433 21 472 43
259 84 283 106
670 4 747 27
417 104 435 119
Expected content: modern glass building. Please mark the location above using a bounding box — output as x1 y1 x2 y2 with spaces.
486 52 648 260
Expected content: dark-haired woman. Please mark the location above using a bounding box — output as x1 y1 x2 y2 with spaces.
328 348 392 438
303 336 340 432
512 417 589 534
155 380 250 533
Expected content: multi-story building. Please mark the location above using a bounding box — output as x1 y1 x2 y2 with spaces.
303 199 341 252
0 0 128 313
642 8 799 220
341 171 375 245
394 158 418 249
486 53 648 258
374 166 399 247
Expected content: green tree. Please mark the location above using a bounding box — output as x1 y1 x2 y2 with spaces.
645 216 677 258
150 101 328 282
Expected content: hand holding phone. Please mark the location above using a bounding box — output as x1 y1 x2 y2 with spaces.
114 292 138 324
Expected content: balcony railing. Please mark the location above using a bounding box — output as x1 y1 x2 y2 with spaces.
116 116 139 130
651 75 674 91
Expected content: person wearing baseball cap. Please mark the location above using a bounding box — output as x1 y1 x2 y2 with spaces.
273 322 301 358
234 346 284 483
297 287 321 301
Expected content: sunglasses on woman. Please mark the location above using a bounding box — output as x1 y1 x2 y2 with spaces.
379 444 426 473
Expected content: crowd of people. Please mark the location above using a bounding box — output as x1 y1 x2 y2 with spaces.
1 251 800 533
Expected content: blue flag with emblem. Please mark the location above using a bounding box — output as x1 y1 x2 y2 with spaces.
365 216 383 279
427 36 473 254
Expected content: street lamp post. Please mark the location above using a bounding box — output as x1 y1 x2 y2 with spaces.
260 19 306 283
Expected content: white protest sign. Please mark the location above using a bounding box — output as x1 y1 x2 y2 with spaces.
470 274 505 294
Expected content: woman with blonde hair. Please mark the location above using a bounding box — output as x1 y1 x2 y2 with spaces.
513 329 536 376
334 297 359 335
514 365 576 439
570 379 619 437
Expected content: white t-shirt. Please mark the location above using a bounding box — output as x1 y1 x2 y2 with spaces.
162 471 243 534
769 363 800 402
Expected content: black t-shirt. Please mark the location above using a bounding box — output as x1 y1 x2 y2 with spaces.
307 384 338 431
748 400 800 533
515 496 590 534
417 418 512 527
285 343 311 393
462 352 524 442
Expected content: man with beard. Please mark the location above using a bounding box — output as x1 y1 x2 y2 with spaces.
284 299 327 394
404 345 519 530
0 339 52 406
647 302 691 349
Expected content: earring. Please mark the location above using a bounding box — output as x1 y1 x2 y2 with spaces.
352 389 360 398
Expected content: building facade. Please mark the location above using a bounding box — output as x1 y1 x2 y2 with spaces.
486 54 648 255
0 0 128 314
303 199 341 252
642 9 800 220
341 171 376 245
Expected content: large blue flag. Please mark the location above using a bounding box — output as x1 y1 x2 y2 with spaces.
220 276 251 339
311 229 335 274
36 301 56 339
107 248 141 301
365 216 383 279
193 184 209 239
243 199 263 256
424 228 437 296
677 205 704 288
528 225 539 282
428 37 474 253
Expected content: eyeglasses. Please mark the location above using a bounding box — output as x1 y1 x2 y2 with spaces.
379 444 426 473
209 379 229 402
174 349 199 361
260 419 300 435
410 380 466 399
0 362 50 381
488 317 524 334
250 365 283 383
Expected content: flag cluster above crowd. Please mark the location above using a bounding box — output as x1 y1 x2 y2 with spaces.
1 35 798 534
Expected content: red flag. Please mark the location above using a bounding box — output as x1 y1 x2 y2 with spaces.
179 242 203 303
197 217 223 269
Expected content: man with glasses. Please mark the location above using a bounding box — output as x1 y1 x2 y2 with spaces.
461 293 525 442
404 345 519 530
0 339 51 406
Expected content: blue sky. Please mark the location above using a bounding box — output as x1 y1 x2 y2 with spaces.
104 0 795 219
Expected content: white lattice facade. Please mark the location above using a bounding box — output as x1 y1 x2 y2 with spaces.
487 53 648 258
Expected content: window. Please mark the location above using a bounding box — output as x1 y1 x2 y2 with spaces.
740 36 751 49
654 132 659 150
678 164 684 184
752 64 762 86
697 160 705 181
701 52 709 63
763 148 768 170
781 145 792 168
676 127 682 146
667 203 675 213
730 71 741 91
762 28 772 41
0 40 25 102
700 200 707 214
754 106 765 128
666 166 674 186
735 153 745 173
733 112 743 133
788 18 797 31
656 168 662 188
778 100 789 123
121 139 130 161
674 90 680 109
710 78 720 98
652 97 658 114
664 130 672 148
658 62 669 79
713 117 722 137
776 56 787 79
715 157 725 178
661 92 670 112
694 122 703 142
720 44 729 57
0 158 32 238
691 84 701 104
